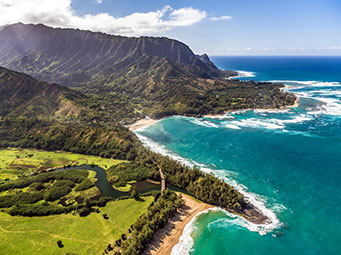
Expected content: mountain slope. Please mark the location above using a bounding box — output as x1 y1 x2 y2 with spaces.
0 66 89 120
0 23 295 123
0 23 226 86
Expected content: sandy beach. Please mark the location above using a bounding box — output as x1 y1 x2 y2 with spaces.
142 193 212 255
128 118 159 131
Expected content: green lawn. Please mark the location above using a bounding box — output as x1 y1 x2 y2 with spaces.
0 148 126 180
0 197 153 255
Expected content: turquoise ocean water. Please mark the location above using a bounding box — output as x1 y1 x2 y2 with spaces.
136 56 341 255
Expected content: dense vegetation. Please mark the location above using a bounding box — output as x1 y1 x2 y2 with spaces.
0 23 295 124
0 66 93 121
159 159 245 210
0 117 139 160
111 190 183 255
0 23 226 86
75 178 95 191
0 169 108 216
0 170 88 193
0 117 248 214
107 162 157 187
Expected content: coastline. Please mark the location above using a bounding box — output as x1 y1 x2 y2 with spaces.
129 96 298 251
133 119 276 226
142 193 212 255
203 98 300 118
128 118 159 131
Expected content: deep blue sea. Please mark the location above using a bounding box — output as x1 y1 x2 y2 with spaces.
137 56 341 255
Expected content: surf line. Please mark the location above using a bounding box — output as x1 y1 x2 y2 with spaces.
134 131 283 240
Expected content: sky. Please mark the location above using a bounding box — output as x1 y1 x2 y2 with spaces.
0 0 340 55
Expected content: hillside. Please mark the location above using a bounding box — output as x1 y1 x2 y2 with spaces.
0 23 296 123
0 23 227 85
0 66 91 121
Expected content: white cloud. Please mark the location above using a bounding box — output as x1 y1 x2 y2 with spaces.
209 15 232 21
327 46 341 50
96 0 103 3
0 0 207 36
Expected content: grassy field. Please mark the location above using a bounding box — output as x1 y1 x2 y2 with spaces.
0 148 126 180
114 180 136 192
0 197 154 255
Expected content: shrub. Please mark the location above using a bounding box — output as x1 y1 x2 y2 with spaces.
75 178 95 191
57 240 64 248
0 192 43 208
44 180 74 201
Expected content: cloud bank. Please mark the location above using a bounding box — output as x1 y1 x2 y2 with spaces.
209 15 232 21
0 0 207 35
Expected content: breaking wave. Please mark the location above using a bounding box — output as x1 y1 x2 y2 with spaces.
171 207 218 255
135 75 341 254
135 132 284 238
270 80 341 87
229 70 256 79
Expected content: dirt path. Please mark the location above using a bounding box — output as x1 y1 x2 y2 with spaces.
153 160 166 192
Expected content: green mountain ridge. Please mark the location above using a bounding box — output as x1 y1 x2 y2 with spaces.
0 23 225 85
0 66 89 121
0 23 295 123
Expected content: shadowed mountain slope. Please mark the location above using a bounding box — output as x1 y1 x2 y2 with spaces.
0 66 89 120
0 23 295 123
0 23 226 86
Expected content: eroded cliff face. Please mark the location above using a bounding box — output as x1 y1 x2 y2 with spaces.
0 23 222 86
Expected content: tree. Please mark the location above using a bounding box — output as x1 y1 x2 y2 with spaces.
130 186 138 199
57 240 64 248
79 207 91 217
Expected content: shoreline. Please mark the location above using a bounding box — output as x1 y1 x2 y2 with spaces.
128 118 159 131
203 98 300 118
142 193 213 255
128 98 300 129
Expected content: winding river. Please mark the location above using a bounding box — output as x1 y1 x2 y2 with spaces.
56 165 160 198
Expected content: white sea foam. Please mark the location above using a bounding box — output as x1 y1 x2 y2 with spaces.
135 132 283 239
312 89 341 97
230 109 251 114
229 70 256 79
187 118 219 128
285 87 341 116
198 168 283 235
225 124 241 129
135 133 199 168
253 109 291 114
204 114 235 120
270 80 341 87
307 97 341 116
184 113 314 132
291 89 341 99
279 129 316 137
230 119 285 129
171 207 219 255
226 114 313 130
274 114 314 124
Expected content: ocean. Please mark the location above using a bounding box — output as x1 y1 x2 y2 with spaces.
136 56 341 255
